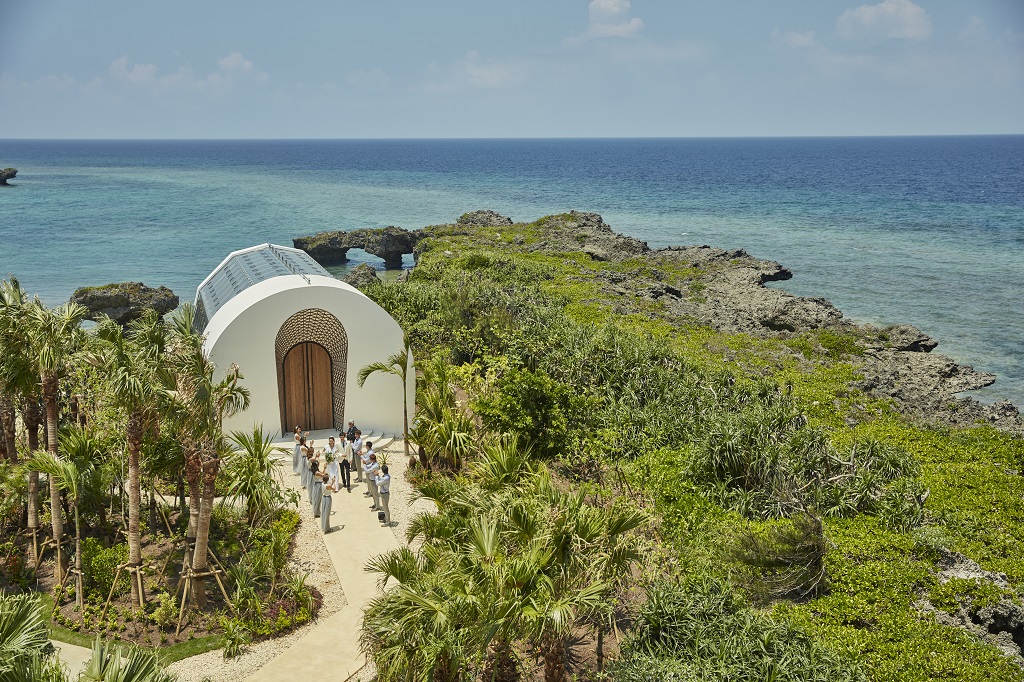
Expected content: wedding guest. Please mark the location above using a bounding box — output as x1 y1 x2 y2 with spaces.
310 457 325 517
353 431 364 482
340 436 353 491
321 453 340 532
365 449 380 510
292 426 303 474
375 465 391 527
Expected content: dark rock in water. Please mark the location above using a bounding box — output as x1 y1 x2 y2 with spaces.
364 226 418 269
0 168 16 185
457 210 513 227
294 226 419 269
344 263 382 289
71 282 178 325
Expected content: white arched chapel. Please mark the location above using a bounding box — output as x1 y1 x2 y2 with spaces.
194 244 413 437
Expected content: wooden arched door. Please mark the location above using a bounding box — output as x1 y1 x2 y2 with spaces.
282 342 333 430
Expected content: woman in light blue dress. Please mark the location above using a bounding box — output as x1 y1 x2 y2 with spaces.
292 426 303 474
320 454 339 532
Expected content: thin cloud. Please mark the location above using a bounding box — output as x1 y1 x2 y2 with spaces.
771 28 818 49
108 52 269 92
836 0 932 41
346 68 391 89
419 51 528 94
958 16 988 44
567 0 644 45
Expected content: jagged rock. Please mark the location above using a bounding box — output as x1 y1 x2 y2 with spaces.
0 168 16 186
882 324 939 352
344 263 381 289
364 226 418 269
294 226 419 269
918 551 1024 665
292 209 1024 433
457 210 513 227
519 211 648 261
70 282 178 325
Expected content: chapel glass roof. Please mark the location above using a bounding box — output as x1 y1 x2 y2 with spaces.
194 244 331 332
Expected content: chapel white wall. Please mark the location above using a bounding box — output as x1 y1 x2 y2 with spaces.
202 275 411 438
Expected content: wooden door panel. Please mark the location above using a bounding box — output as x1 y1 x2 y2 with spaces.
283 342 333 431
283 344 309 431
308 343 333 429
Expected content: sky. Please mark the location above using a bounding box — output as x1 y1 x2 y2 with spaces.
0 0 1022 138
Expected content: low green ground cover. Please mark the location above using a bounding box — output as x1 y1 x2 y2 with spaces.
366 215 1024 680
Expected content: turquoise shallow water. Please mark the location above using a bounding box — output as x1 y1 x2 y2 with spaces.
1 138 1021 405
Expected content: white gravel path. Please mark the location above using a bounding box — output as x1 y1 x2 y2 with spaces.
166 452 347 682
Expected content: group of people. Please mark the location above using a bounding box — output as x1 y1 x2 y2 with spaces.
291 421 392 533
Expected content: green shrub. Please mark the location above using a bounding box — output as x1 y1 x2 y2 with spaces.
928 577 1008 615
79 538 128 600
150 592 177 630
612 578 865 681
472 364 588 458
817 329 864 358
220 616 250 660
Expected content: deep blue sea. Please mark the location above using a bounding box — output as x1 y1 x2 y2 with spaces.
2 137 1022 406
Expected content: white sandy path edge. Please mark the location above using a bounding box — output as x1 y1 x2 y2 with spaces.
167 431 349 682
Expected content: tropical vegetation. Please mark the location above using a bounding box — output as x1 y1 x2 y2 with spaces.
353 214 1024 681
0 285 318 673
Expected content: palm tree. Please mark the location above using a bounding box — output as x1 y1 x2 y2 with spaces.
26 299 88 584
166 333 248 609
0 278 41 537
80 634 176 682
225 425 287 525
90 311 166 605
26 430 98 614
163 305 206 561
0 593 64 682
358 342 413 465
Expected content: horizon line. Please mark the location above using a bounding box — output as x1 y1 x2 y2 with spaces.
3 133 1024 143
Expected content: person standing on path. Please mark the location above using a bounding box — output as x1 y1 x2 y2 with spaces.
346 420 357 445
292 426 303 474
365 450 380 510
375 465 391 527
324 436 339 461
353 431 365 483
310 456 325 518
321 453 339 532
340 437 353 491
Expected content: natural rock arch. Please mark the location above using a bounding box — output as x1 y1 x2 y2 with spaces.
275 308 349 433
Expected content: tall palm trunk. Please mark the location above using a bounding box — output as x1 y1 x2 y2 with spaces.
24 400 41 533
190 454 218 610
0 393 16 463
183 442 202 563
73 501 84 612
482 638 519 682
540 632 568 682
126 411 145 605
42 374 64 583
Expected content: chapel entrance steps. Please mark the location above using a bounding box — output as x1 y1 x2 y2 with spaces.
272 429 398 459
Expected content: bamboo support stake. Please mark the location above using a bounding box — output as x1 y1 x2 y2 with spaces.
100 563 128 621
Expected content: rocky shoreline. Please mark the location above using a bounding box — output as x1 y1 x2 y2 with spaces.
295 210 1022 434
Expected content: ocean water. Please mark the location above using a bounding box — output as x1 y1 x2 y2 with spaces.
1 137 1022 406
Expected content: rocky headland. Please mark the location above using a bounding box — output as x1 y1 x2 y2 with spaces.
70 281 179 325
0 168 16 186
293 226 418 268
294 210 1021 434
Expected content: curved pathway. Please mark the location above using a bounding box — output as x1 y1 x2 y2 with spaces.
244 429 402 681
